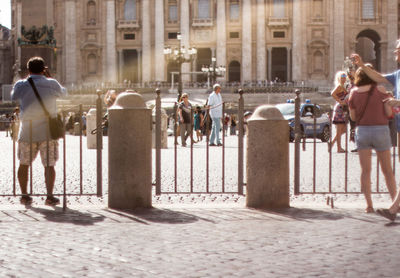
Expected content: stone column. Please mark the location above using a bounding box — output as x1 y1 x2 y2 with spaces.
65 0 77 85
155 0 165 81
105 0 117 83
242 0 252 83
292 0 303 81
118 50 123 82
180 0 190 83
287 47 291 81
16 0 22 69
267 48 272 81
256 0 266 81
108 93 152 209
216 0 227 81
142 0 151 83
333 0 345 72
386 0 398 72
246 105 289 208
138 49 142 86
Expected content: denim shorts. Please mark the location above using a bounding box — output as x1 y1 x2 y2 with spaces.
355 125 392 152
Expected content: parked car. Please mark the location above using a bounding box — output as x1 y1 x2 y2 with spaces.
276 100 330 142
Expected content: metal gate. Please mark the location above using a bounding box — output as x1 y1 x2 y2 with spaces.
153 89 245 195
292 90 395 197
0 92 105 210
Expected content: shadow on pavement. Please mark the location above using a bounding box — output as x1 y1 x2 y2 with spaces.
107 208 215 224
254 207 378 223
256 207 344 222
29 207 105 226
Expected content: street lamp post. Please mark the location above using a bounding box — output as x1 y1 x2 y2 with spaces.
163 33 197 101
201 57 226 88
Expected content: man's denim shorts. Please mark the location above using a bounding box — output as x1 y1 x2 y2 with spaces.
355 125 392 152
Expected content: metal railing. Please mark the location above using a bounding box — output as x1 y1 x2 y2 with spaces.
1 93 105 210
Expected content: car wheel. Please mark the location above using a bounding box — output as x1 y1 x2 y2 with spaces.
289 126 294 142
320 125 330 142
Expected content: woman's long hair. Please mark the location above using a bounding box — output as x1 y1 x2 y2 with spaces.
334 71 346 86
354 63 377 87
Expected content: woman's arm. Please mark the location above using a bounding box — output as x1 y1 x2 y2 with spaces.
351 54 389 84
331 85 346 105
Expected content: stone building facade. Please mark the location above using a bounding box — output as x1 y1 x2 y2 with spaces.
10 0 400 87
0 25 13 97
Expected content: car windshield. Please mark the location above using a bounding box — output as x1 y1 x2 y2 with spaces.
276 103 295 116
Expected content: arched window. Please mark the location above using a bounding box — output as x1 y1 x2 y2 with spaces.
88 54 97 74
124 0 137 21
313 51 323 72
198 0 210 19
87 1 96 25
362 0 375 19
273 0 285 18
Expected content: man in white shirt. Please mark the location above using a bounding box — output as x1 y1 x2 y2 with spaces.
208 84 223 146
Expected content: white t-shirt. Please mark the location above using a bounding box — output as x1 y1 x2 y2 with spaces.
208 91 223 118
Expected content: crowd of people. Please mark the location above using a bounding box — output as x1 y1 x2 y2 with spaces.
7 41 400 221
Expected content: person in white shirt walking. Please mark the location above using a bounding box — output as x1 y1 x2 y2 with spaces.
207 84 223 146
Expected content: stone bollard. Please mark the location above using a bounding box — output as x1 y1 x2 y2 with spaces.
108 92 152 209
86 108 97 149
246 105 289 209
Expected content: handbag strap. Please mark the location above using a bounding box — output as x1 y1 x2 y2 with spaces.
27 77 50 118
356 84 375 125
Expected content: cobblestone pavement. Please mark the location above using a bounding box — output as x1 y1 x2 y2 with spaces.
1 132 400 277
0 205 399 278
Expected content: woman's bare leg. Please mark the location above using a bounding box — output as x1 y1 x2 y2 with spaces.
358 149 373 209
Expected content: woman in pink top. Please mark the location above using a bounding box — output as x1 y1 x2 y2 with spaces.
348 65 396 213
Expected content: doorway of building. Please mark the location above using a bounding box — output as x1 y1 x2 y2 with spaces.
196 48 212 83
271 48 287 82
167 61 179 84
356 29 381 71
228 61 241 83
122 49 138 83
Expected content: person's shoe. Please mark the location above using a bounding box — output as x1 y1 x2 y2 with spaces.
45 196 60 206
351 148 358 153
20 195 32 205
217 143 223 146
209 143 216 146
377 208 397 222
337 149 346 153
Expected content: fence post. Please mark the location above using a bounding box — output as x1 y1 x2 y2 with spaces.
96 90 103 197
155 88 161 195
294 89 301 195
108 92 152 209
238 89 244 195
246 105 289 208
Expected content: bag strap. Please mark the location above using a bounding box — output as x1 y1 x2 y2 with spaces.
356 84 375 125
27 77 50 118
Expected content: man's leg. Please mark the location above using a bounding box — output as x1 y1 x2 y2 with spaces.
17 164 29 195
39 140 60 205
44 166 56 196
210 118 216 145
215 118 221 144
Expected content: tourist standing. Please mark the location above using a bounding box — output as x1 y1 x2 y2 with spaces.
208 84 223 146
351 45 400 221
348 64 396 213
178 93 192 147
11 57 67 206
331 71 349 153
